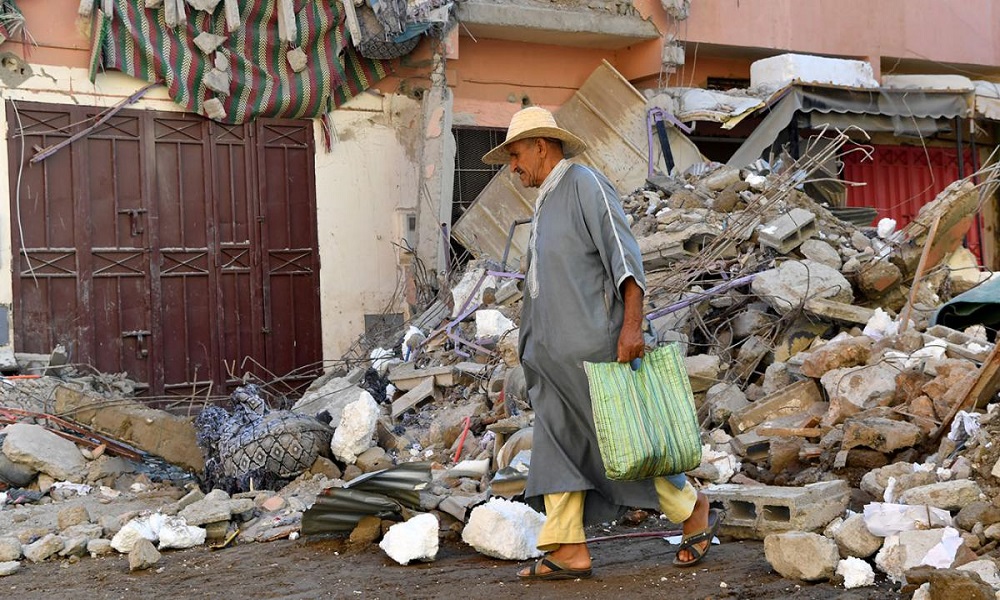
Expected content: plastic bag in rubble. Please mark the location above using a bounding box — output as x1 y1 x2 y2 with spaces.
862 502 952 537
948 410 981 443
921 527 963 569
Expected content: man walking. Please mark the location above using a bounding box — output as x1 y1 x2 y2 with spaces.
482 106 722 580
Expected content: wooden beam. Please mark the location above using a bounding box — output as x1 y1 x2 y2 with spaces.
933 341 1000 442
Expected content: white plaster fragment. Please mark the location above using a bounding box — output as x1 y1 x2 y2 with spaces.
379 513 439 565
330 391 379 463
462 498 545 560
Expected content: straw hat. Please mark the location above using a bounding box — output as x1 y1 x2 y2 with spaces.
481 106 587 165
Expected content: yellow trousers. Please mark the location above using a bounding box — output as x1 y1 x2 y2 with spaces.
536 478 698 551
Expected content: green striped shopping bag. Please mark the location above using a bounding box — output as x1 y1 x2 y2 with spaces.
583 344 702 480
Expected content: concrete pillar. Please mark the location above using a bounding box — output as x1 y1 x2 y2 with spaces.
415 52 456 285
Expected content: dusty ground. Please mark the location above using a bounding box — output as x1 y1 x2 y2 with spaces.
9 525 903 600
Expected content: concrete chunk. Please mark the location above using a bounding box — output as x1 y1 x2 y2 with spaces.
462 498 545 560
728 379 823 435
3 423 88 482
704 480 849 540
764 531 839 582
0 561 19 576
834 513 883 559
842 417 922 453
129 538 162 571
759 208 817 253
391 377 439 419
751 260 853 315
0 538 21 562
23 534 64 563
897 480 984 512
331 391 379 463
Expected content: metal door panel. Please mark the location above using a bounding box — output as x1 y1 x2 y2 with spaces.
8 102 321 397
257 119 321 393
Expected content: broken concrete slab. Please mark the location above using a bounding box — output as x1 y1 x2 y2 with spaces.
684 353 721 393
842 417 923 453
897 480 984 512
54 387 204 472
703 480 849 540
2 423 87 482
728 379 823 435
751 260 853 315
804 298 876 325
292 371 366 425
764 531 839 582
799 239 842 270
23 534 64 562
391 377 440 419
706 383 749 426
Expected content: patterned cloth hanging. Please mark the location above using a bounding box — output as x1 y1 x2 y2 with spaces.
89 0 393 124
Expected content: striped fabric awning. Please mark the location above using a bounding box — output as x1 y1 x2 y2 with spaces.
90 0 393 124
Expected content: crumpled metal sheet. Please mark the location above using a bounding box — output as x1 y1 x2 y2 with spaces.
301 462 431 535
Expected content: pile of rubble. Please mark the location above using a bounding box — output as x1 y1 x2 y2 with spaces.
1 140 999 596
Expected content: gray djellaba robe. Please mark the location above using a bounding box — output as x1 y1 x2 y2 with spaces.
518 162 663 525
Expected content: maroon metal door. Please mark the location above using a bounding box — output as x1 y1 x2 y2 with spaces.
7 102 321 397
843 145 981 261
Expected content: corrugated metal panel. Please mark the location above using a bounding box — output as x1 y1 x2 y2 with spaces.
842 145 981 261
452 60 704 263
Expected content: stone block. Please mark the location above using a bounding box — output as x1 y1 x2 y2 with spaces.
462 498 545 560
59 536 88 558
728 379 823 435
193 32 227 54
129 538 161 571
897 480 984 512
758 208 817 253
0 561 19 576
834 513 883 558
179 497 233 527
842 417 922 453
875 528 957 583
23 534 64 562
855 259 902 298
2 423 87 482
685 353 721 393
706 383 749 426
57 505 91 531
800 239 842 270
0 538 21 562
799 336 873 379
703 480 849 540
820 363 898 426
764 531 839 581
349 515 382 545
355 446 393 473
87 539 113 557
